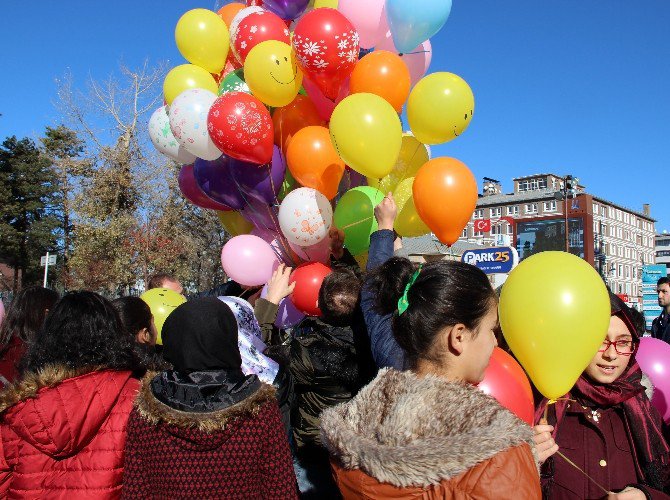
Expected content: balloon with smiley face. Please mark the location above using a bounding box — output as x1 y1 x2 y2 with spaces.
245 41 303 108
140 288 187 345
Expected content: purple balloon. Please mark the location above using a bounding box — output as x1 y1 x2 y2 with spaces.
193 156 245 210
636 337 670 423
261 284 305 328
230 147 286 205
262 0 310 20
241 197 281 232
178 164 233 211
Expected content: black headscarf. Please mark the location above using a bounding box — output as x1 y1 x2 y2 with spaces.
162 297 242 374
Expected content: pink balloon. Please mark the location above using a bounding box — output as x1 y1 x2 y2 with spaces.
302 75 350 122
375 32 432 87
221 235 280 286
289 236 332 265
636 337 670 423
338 0 388 49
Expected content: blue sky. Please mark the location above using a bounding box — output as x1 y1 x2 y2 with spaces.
1 1 668 230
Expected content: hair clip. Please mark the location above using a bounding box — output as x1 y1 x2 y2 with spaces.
397 264 422 315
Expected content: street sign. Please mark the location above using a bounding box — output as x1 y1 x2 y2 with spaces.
40 255 57 266
642 264 666 330
461 246 519 275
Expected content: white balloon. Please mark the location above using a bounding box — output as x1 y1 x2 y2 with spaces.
148 106 196 164
278 187 332 247
169 88 222 161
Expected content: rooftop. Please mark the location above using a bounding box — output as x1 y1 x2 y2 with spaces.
397 235 486 257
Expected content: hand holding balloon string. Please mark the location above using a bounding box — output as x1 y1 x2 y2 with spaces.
374 192 397 231
265 264 295 305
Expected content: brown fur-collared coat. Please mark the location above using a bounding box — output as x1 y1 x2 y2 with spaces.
320 368 541 499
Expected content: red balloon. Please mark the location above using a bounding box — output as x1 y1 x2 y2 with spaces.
478 347 535 425
230 8 290 65
208 92 274 165
289 262 332 316
292 8 360 100
178 164 233 211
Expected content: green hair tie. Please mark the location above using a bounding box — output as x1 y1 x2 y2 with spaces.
397 264 422 315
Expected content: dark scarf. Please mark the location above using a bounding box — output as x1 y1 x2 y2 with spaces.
536 303 670 490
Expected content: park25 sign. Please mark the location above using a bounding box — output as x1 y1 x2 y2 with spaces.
461 246 519 275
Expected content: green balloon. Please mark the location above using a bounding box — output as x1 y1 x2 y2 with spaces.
334 187 384 256
218 69 250 96
278 169 298 202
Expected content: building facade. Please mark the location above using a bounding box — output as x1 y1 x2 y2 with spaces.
655 233 670 277
459 173 656 305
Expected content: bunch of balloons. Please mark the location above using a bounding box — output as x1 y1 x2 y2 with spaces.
148 0 481 323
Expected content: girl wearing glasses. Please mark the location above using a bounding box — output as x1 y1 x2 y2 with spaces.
534 294 670 499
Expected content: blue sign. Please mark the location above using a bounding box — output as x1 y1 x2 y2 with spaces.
462 247 519 275
642 265 666 330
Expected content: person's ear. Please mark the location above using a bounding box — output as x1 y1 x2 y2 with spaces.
136 328 151 345
447 324 468 355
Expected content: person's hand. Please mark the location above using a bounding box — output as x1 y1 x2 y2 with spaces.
329 226 345 260
607 487 646 499
265 264 295 305
374 192 397 231
533 423 559 464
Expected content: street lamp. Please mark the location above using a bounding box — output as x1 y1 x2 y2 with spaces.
555 175 579 253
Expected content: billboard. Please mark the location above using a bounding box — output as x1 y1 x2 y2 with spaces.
642 264 665 330
462 247 519 274
516 217 585 261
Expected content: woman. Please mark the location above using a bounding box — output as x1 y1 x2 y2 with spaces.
0 286 59 386
534 295 670 499
0 291 140 498
112 296 157 345
123 297 297 499
320 256 541 499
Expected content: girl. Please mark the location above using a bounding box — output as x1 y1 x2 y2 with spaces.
534 295 670 499
320 256 541 499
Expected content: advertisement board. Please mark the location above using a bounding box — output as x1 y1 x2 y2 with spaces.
462 247 519 275
516 217 585 261
642 265 665 330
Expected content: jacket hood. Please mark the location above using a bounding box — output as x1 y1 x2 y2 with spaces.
134 371 276 450
320 368 538 489
0 365 134 459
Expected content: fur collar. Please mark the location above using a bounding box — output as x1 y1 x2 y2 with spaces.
0 364 99 413
134 371 276 433
320 368 538 488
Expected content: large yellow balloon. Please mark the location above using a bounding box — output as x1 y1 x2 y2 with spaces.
217 210 254 236
175 9 230 74
393 177 430 237
330 93 402 179
407 72 475 145
163 64 219 105
245 41 303 108
499 252 611 400
140 288 187 345
367 133 430 193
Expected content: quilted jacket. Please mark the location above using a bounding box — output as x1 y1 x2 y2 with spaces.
0 366 139 499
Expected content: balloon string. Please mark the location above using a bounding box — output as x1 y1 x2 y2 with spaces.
403 50 431 56
540 399 609 495
338 215 374 231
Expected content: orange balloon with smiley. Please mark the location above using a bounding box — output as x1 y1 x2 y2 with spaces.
245 40 303 107
272 95 326 153
350 50 411 113
287 126 345 200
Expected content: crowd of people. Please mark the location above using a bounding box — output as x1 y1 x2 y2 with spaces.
0 194 668 499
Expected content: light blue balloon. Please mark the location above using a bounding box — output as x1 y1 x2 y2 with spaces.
386 0 452 54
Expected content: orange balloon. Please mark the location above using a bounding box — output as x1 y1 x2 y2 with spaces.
272 95 326 153
217 3 245 28
349 51 411 113
286 126 345 200
412 157 478 245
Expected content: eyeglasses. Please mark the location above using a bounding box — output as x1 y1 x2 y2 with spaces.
598 339 636 355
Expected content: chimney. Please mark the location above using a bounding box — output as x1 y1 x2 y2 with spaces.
643 204 651 217
482 177 502 197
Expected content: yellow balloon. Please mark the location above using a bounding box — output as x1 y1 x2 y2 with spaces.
330 93 402 179
217 210 254 236
499 252 611 400
393 177 430 237
163 64 219 105
367 133 429 193
140 288 187 345
314 0 338 7
407 72 475 145
175 9 230 74
353 251 368 269
245 41 303 107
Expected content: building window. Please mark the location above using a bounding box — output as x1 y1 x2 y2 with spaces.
602 224 608 236
507 205 519 216
506 224 513 235
625 248 630 259
518 180 529 192
473 209 483 219
474 231 483 237
593 202 599 213
461 228 467 238
625 283 631 295
491 225 502 235
525 203 538 214
490 207 501 218
543 201 557 212
625 266 630 279
617 228 623 239
616 210 622 221
618 264 623 276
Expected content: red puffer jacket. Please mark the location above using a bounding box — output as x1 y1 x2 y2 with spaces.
0 366 140 499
